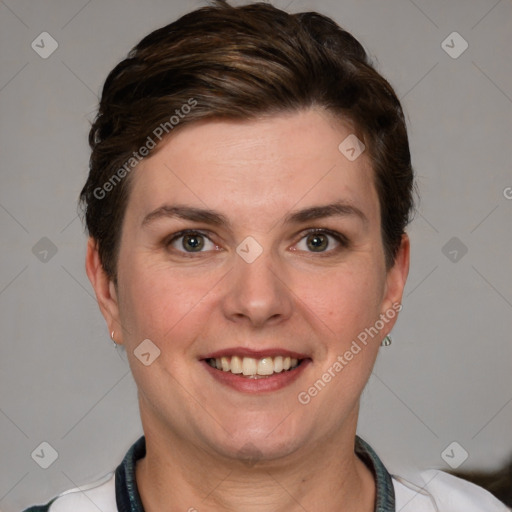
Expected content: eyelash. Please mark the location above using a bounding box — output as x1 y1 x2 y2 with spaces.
165 228 350 257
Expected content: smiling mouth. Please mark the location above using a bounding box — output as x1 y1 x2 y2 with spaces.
206 355 304 379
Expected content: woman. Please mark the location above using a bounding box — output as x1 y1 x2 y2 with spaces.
24 1 509 510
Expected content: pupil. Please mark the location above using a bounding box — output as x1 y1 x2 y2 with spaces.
184 234 204 251
308 234 327 252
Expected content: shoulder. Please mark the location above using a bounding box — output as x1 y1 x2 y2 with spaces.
393 468 510 512
22 472 117 512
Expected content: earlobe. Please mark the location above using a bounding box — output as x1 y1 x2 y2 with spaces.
85 237 123 344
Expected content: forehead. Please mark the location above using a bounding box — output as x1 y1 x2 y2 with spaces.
127 109 379 227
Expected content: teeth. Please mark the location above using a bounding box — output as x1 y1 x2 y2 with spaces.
242 357 257 376
207 355 301 377
230 355 243 374
257 357 274 376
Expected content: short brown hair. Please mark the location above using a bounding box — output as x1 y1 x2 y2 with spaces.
80 0 414 279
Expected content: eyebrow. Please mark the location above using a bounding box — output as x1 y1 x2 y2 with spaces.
141 201 367 229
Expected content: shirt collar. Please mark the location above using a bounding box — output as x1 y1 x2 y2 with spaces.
115 435 395 512
355 435 396 512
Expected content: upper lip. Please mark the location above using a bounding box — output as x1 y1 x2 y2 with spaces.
200 347 310 360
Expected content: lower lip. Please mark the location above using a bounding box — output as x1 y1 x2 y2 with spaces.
201 359 311 393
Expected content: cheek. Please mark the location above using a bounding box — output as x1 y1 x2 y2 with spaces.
302 266 385 337
299 270 384 402
117 258 210 345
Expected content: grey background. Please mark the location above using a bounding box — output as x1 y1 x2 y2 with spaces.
1 0 511 510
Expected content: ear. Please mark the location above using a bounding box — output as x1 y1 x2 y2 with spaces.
85 237 124 344
380 233 410 333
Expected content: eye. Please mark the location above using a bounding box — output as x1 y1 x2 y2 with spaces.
167 230 218 254
294 229 348 254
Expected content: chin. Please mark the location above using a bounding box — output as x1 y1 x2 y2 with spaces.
215 435 303 466
204 412 308 463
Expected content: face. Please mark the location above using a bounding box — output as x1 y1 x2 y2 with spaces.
88 108 409 463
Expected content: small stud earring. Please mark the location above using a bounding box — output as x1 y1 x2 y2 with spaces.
111 330 117 346
381 335 392 347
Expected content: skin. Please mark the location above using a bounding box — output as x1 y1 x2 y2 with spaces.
86 108 409 512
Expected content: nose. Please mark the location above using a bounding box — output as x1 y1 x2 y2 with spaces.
220 247 294 328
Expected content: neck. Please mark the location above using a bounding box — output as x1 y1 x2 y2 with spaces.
135 409 375 512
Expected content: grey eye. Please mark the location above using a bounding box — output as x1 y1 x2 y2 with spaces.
169 232 216 253
296 231 341 253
